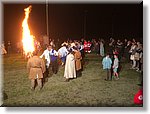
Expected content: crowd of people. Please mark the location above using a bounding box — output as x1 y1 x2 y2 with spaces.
1 37 143 104
101 38 143 81
1 37 143 91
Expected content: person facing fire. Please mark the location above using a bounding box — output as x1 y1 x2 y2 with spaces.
27 51 46 90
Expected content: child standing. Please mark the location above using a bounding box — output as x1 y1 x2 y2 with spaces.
112 55 119 80
102 54 112 81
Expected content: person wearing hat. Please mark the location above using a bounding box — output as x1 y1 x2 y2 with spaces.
27 51 46 90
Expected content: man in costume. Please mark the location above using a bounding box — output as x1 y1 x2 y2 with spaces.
27 51 46 90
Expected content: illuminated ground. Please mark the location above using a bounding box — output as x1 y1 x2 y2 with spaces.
2 53 142 106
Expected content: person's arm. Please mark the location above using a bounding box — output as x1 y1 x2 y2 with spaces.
102 58 105 65
113 60 116 68
40 50 45 58
110 58 112 65
76 52 82 60
70 55 75 61
41 59 46 73
65 48 69 55
113 59 119 68
54 50 58 56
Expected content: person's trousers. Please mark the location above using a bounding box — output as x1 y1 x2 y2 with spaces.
106 69 111 80
132 60 136 68
61 56 66 64
51 60 58 74
31 79 42 88
138 59 142 71
43 67 49 83
76 69 82 77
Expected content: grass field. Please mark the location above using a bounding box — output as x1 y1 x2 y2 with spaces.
2 53 142 107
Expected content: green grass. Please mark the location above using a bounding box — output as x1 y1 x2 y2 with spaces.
2 53 142 107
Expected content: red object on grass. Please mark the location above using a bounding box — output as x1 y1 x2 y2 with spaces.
134 89 143 105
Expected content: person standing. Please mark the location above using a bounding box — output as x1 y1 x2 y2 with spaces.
112 55 119 80
125 40 132 62
79 41 85 59
102 54 112 81
27 51 46 90
74 47 82 77
135 42 143 72
95 41 100 55
7 41 11 54
116 40 123 61
49 46 58 74
58 43 68 66
40 45 51 83
64 49 76 82
129 43 137 69
0 42 7 55
87 40 92 53
99 40 105 57
84 40 88 53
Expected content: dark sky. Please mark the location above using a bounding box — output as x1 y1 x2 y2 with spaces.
3 3 143 43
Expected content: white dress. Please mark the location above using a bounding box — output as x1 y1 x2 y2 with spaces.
64 53 76 79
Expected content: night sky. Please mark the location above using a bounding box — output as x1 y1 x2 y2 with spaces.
3 2 143 44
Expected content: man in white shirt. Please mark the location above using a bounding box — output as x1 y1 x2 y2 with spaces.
40 45 51 83
40 45 51 68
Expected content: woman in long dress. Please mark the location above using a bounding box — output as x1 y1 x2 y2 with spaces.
64 50 76 82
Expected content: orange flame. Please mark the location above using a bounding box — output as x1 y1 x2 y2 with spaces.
22 5 35 56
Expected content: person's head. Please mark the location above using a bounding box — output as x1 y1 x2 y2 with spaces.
125 39 128 42
132 42 135 45
117 39 120 42
73 46 78 52
63 44 66 47
106 53 110 58
68 48 73 54
137 42 141 46
132 38 136 42
114 54 118 59
47 45 52 51
127 40 131 44
135 44 138 48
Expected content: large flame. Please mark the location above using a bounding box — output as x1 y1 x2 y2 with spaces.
22 5 35 56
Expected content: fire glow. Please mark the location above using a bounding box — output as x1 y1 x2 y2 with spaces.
22 5 35 57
